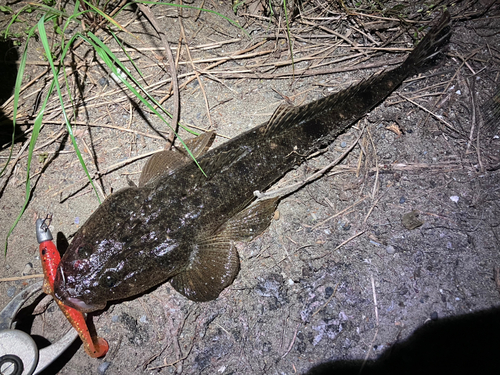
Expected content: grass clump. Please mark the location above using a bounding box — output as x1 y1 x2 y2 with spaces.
0 0 242 253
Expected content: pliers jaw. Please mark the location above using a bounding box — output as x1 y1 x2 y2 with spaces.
0 281 78 375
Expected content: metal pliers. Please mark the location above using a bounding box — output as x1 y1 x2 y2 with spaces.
0 220 78 375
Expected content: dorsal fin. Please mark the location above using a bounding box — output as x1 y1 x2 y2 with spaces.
139 132 215 186
264 103 296 135
195 144 249 180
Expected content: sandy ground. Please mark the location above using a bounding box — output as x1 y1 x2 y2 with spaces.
1 1 499 374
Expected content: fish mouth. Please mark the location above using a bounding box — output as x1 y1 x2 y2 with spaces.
54 265 104 313
64 297 102 313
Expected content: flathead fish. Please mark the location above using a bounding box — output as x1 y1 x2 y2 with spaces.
54 12 451 312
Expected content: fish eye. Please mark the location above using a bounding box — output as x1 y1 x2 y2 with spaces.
77 245 91 258
100 274 118 289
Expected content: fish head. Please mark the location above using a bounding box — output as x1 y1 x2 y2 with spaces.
53 225 133 312
53 187 184 313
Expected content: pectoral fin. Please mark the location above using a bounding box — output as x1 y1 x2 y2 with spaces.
139 132 215 186
170 238 239 302
216 197 279 241
170 198 278 302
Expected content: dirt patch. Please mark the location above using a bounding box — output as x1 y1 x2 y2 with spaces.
1 1 499 374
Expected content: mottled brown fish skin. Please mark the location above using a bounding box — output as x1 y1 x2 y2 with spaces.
54 12 451 312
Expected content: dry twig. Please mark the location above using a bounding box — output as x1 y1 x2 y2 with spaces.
137 3 180 148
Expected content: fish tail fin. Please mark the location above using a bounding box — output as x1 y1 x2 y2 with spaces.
403 11 452 71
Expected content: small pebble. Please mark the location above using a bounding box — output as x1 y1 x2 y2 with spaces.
7 286 16 298
98 361 111 374
325 286 334 298
74 217 80 225
111 315 119 323
386 245 396 254
340 141 347 148
98 77 109 87
111 68 127 84
399 196 406 204
430 311 438 321
450 195 459 203
139 315 148 323
22 262 33 276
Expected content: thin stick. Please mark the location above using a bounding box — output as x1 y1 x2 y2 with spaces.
19 120 167 140
312 282 340 317
367 126 379 200
398 93 460 133
466 77 476 154
109 38 242 54
51 150 160 198
333 230 366 251
281 323 301 359
178 6 213 128
0 274 44 282
0 68 49 111
312 198 368 230
137 3 180 148
359 275 379 375
474 87 484 172
363 190 389 225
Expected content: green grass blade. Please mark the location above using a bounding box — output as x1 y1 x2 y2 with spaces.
81 0 134 37
85 33 206 175
37 16 101 202
109 30 145 80
3 83 58 255
3 24 41 254
87 32 194 132
0 26 36 178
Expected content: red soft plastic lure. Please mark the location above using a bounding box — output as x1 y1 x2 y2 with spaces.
38 219 109 358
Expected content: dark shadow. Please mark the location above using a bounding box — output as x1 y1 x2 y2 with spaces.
56 231 70 257
306 306 500 375
0 38 24 148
